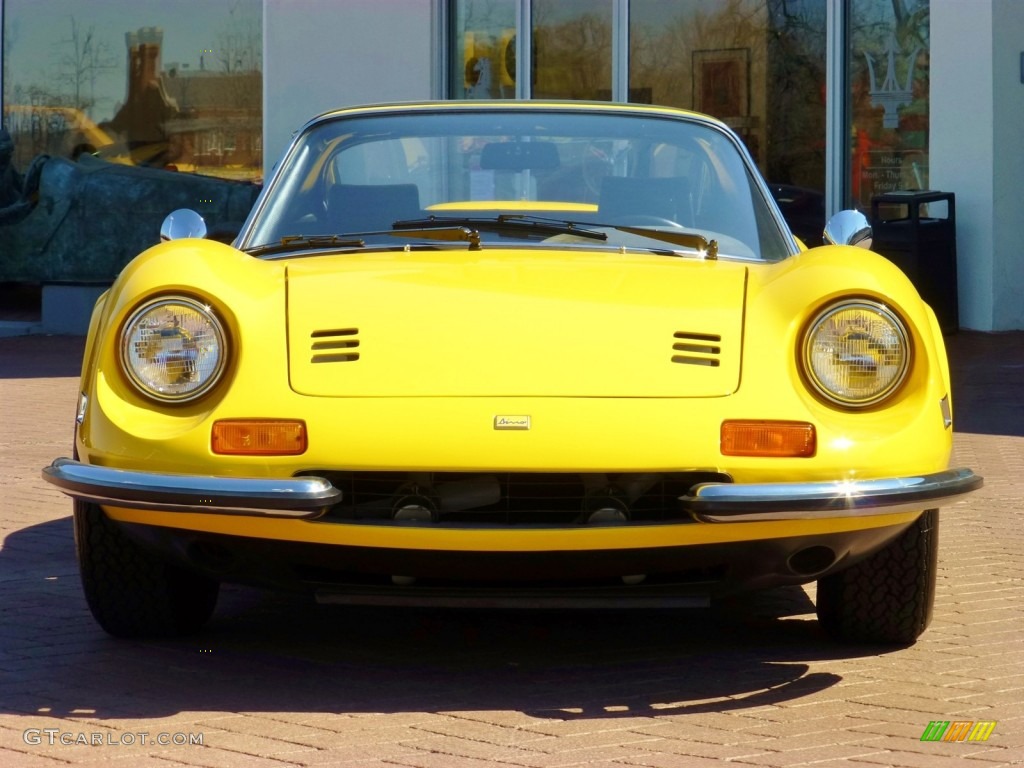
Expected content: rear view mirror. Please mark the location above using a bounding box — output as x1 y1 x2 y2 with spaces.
480 141 559 172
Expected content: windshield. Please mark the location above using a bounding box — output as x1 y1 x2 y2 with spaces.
242 108 794 261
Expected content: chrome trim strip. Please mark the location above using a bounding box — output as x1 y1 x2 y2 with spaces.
682 468 982 522
42 458 341 519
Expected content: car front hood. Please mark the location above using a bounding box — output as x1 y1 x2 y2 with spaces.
286 250 746 398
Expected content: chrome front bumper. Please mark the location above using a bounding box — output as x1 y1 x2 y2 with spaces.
43 458 981 523
683 467 981 522
42 458 341 519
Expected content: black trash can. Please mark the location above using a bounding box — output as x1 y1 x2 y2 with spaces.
870 190 958 334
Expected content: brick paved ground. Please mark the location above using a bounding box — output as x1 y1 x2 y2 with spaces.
1 331 1022 767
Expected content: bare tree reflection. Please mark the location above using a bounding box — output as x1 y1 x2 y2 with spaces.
54 17 117 118
532 1 612 100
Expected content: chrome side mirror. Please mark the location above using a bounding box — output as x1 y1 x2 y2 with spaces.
160 209 208 241
823 209 872 249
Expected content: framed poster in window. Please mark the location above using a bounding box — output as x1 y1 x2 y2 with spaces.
692 48 750 120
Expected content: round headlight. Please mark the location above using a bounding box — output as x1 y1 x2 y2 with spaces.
121 297 227 402
802 300 910 407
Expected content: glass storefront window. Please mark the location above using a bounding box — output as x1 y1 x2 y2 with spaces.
2 0 262 181
849 0 929 209
532 0 612 100
451 0 518 99
451 0 614 102
630 1 768 156
629 0 827 244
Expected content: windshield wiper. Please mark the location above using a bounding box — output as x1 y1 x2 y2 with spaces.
610 225 718 259
502 215 718 258
392 215 609 247
388 225 484 250
247 234 365 257
251 216 717 259
394 214 717 259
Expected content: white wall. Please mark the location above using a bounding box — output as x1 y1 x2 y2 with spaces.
990 0 1024 330
263 0 435 173
931 0 1024 331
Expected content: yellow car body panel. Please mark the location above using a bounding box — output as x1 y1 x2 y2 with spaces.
286 251 745 397
104 506 922 552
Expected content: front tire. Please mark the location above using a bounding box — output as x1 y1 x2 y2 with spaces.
74 501 219 638
816 509 939 645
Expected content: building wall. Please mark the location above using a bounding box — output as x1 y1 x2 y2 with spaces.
263 0 435 171
931 0 1024 331
990 0 1024 330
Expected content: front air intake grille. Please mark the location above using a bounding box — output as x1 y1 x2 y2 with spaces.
671 331 721 367
299 470 731 525
310 328 360 363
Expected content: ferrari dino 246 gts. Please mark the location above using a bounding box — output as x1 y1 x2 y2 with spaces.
44 101 981 643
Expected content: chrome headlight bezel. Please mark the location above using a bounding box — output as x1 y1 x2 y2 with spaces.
801 299 911 408
119 296 228 403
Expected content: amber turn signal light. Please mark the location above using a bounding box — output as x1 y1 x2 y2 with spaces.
211 420 307 456
721 420 816 458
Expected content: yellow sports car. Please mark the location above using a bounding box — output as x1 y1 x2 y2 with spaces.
43 101 981 643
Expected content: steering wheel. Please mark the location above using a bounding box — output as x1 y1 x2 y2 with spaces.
581 141 615 198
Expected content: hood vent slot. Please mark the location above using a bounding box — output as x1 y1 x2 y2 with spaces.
311 328 360 364
672 331 721 367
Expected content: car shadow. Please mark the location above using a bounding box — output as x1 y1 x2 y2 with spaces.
0 335 85 379
0 516 908 722
947 330 1024 437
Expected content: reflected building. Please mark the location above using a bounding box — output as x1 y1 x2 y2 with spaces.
107 28 179 159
